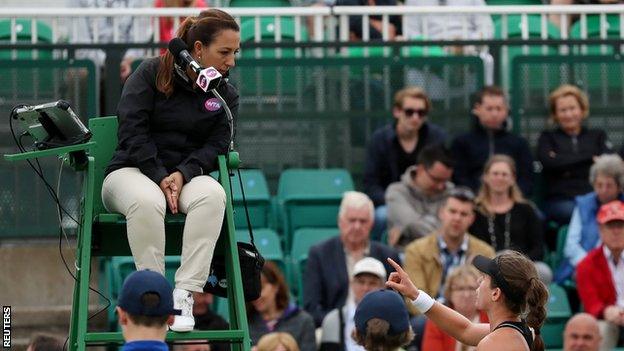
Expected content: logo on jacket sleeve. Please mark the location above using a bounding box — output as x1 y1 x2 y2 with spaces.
204 98 222 112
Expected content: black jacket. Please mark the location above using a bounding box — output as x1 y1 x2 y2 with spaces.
106 57 239 184
537 127 612 200
303 236 401 327
363 122 448 206
451 118 534 196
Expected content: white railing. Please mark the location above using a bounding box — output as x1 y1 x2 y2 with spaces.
1 5 624 44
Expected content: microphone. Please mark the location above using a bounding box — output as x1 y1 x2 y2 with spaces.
168 38 201 74
196 67 222 92
168 38 223 92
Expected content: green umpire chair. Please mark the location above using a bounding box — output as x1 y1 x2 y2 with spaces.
68 116 251 350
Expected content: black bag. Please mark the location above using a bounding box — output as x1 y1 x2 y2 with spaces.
203 168 265 301
204 241 265 301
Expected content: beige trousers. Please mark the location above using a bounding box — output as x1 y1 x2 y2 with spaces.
101 167 226 292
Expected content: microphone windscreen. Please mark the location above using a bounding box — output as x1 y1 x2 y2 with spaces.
168 38 188 57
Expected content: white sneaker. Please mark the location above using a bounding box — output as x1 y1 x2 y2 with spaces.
170 288 195 332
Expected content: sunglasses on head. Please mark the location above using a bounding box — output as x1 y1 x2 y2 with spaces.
402 108 427 118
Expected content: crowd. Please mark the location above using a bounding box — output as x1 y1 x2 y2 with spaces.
20 2 624 350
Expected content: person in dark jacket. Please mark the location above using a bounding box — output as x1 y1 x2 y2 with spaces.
247 262 316 351
451 86 534 197
303 191 401 327
537 84 613 226
101 10 240 332
363 87 447 239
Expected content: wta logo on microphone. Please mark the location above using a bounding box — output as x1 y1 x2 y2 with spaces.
205 98 221 112
196 67 222 92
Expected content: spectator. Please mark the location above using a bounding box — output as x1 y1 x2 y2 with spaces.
403 0 493 55
319 257 387 351
538 84 613 226
563 313 602 351
68 0 153 81
26 334 63 351
404 187 495 301
364 87 447 239
469 155 552 283
421 265 486 351
386 144 454 250
352 290 415 351
247 262 316 351
549 0 622 30
256 332 300 351
116 270 179 351
304 191 401 327
576 200 624 350
155 0 208 55
335 0 401 41
451 86 534 196
554 154 624 283
192 292 229 351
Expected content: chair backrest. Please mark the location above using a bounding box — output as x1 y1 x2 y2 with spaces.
231 169 272 229
289 227 339 299
542 283 572 348
0 19 54 59
88 116 119 216
494 15 561 39
277 168 354 248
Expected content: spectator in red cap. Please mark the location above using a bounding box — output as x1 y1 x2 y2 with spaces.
576 200 624 350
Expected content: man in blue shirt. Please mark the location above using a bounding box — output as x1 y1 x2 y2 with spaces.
117 270 181 351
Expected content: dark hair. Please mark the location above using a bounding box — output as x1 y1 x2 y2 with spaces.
489 251 548 351
28 334 64 351
156 9 239 97
352 318 414 351
473 85 506 106
247 261 290 314
127 292 170 327
417 144 454 169
440 186 476 210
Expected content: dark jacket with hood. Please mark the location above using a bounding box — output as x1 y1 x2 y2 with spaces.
537 126 612 200
363 122 448 206
105 57 238 184
450 116 534 196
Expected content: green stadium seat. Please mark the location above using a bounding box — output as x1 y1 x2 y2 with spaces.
239 16 309 58
231 169 272 230
229 0 291 7
542 283 572 349
570 15 621 55
494 15 560 85
0 18 53 59
549 225 568 270
289 228 339 301
277 168 354 250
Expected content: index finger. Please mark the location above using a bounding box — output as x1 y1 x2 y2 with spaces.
387 257 404 274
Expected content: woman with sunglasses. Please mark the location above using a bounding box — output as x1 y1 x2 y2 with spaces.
386 250 549 351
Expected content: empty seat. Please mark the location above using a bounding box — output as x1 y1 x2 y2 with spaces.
231 169 272 230
277 168 354 250
542 283 572 349
289 227 340 300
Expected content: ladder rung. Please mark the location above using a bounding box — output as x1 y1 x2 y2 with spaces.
84 330 246 344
